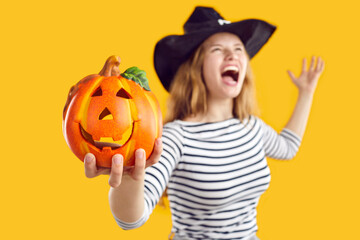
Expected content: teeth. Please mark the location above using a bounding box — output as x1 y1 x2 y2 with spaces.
94 141 122 149
94 137 123 150
223 66 238 73
98 137 122 144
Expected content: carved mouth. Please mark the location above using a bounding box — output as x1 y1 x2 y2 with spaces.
79 123 133 150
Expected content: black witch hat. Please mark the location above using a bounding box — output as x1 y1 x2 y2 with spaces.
154 6 276 91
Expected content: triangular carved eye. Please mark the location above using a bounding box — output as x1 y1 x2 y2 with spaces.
92 87 102 97
116 88 132 99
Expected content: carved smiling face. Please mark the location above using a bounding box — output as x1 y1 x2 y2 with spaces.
63 66 162 167
80 77 134 151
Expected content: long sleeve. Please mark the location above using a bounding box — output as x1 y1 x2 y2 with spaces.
258 118 302 160
113 122 183 229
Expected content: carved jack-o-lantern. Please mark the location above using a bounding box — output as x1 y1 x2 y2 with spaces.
63 56 162 167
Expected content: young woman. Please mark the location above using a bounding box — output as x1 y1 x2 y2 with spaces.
84 6 324 240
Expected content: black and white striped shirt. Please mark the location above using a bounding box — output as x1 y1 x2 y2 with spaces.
114 116 301 239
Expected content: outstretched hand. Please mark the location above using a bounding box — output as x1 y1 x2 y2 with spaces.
287 56 325 95
84 138 162 188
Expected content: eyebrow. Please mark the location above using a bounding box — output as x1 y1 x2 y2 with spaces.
234 43 244 47
208 43 244 47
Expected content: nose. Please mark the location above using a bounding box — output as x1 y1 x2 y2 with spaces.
224 49 238 60
99 107 114 120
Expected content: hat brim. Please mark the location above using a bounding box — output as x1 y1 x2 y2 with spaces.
154 19 276 91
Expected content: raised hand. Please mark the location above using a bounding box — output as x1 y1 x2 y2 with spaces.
287 56 325 95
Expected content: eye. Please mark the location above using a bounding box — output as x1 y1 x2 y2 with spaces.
92 87 102 97
235 47 243 52
211 47 221 53
116 88 132 99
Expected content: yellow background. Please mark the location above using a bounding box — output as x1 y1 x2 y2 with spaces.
1 0 359 239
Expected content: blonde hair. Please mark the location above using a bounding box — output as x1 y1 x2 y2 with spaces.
165 41 258 124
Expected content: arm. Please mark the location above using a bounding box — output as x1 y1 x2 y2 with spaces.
285 56 325 138
84 138 163 223
107 122 183 229
108 149 148 223
260 117 302 160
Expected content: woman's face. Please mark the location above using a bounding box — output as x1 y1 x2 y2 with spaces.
202 32 248 101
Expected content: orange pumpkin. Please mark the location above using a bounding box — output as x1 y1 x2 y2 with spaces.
63 56 162 167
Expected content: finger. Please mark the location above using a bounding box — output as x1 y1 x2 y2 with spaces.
318 57 325 73
287 70 296 82
84 153 97 178
302 58 307 73
132 149 146 181
145 138 163 168
320 58 325 72
108 154 124 188
315 57 320 72
309 56 315 71
315 56 323 72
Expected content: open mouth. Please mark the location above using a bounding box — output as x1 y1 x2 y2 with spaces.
221 66 239 83
79 124 133 150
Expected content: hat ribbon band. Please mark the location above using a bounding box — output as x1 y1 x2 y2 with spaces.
218 19 231 25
